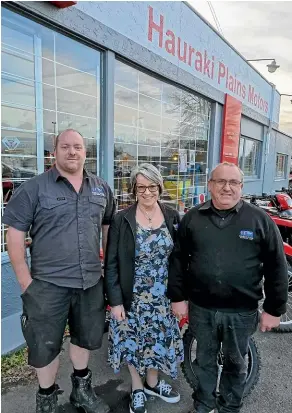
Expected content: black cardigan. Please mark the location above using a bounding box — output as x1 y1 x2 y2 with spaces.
104 202 180 311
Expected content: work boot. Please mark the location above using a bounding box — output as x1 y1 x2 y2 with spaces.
36 385 63 413
70 369 110 413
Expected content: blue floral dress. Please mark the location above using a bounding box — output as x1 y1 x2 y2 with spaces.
108 222 184 378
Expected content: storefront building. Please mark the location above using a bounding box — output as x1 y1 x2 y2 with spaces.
1 1 292 354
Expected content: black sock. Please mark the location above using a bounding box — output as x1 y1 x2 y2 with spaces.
39 384 56 395
73 367 89 378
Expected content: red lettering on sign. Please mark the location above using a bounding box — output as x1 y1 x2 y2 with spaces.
148 6 164 48
178 38 187 63
188 46 195 66
165 30 175 56
218 62 226 84
147 6 269 115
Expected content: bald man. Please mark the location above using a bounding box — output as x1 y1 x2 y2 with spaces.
3 129 115 413
168 162 288 413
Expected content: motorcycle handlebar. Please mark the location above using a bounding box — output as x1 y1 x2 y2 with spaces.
243 194 274 200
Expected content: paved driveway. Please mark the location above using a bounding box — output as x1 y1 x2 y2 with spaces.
1 331 292 413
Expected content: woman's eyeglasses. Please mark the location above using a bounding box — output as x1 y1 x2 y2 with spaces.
136 185 159 194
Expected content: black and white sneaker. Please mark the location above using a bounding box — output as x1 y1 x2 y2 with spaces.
144 379 180 403
129 389 147 413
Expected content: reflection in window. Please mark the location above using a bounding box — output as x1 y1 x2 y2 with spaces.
56 63 98 96
275 153 287 179
114 60 211 211
238 137 261 177
1 50 35 80
43 85 56 111
2 156 37 205
2 105 36 130
115 85 138 109
2 77 36 107
43 110 56 133
115 124 137 145
139 94 161 115
42 58 55 85
57 113 97 139
57 88 97 118
1 7 101 252
2 130 36 156
2 22 34 54
115 104 138 128
115 60 138 91
55 33 99 75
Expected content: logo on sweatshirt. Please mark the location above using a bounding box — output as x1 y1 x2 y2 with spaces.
239 230 254 240
91 187 105 197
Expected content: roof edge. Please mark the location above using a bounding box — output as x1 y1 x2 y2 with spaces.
273 128 292 139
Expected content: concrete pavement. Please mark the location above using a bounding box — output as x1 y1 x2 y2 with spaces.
1 331 292 413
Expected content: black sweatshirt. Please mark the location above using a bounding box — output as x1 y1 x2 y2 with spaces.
167 200 288 317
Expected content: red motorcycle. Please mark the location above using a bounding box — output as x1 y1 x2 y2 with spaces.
242 195 292 333
244 192 292 246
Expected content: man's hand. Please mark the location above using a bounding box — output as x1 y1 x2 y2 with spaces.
172 301 188 320
111 305 126 322
20 277 33 293
260 311 281 332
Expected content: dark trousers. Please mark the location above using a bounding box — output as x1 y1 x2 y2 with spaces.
188 301 259 413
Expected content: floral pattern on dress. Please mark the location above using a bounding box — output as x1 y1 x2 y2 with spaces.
108 222 184 378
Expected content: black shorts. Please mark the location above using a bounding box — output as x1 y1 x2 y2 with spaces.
21 278 105 368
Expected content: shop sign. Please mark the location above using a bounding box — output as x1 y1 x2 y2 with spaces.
220 94 242 165
147 6 269 115
75 2 279 120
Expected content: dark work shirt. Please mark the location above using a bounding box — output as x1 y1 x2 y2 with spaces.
2 166 116 290
200 200 243 228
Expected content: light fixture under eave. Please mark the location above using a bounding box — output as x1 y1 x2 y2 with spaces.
247 58 280 74
267 59 280 73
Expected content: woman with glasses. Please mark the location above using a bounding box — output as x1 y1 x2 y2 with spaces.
105 163 183 413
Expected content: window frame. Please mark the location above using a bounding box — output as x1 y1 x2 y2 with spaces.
113 58 212 212
238 136 262 179
1 6 104 255
275 152 288 180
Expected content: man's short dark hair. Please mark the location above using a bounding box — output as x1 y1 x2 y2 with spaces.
54 129 84 150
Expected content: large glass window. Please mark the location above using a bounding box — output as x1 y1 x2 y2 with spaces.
114 61 211 211
1 8 101 252
275 153 287 179
238 136 261 178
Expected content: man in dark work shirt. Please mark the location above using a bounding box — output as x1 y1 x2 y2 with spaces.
168 162 288 413
3 129 115 413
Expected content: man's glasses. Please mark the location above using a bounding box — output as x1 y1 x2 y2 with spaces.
210 179 242 188
136 185 159 194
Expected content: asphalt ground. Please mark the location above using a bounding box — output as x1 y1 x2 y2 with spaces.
1 330 292 413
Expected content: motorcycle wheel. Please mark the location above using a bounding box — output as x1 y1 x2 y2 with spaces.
259 262 292 333
181 330 261 399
